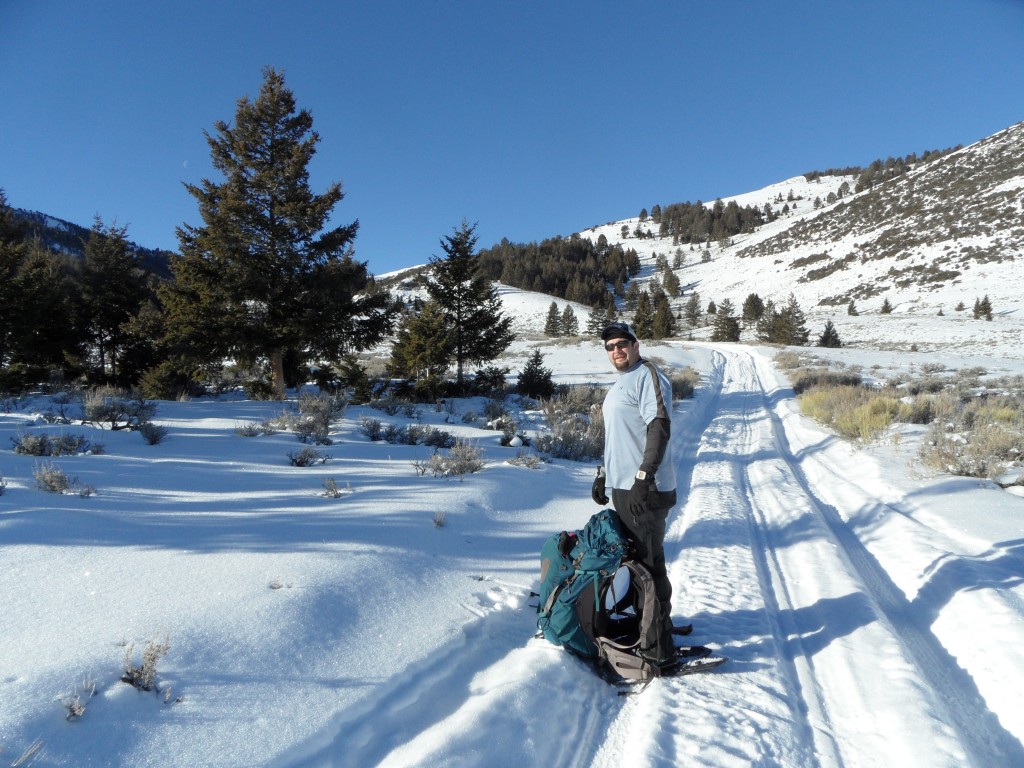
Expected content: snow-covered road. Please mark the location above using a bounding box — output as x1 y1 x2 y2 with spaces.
278 344 1024 767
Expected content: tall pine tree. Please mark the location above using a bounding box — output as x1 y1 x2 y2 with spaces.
425 221 514 388
560 305 579 336
162 67 394 397
81 218 147 382
544 302 562 337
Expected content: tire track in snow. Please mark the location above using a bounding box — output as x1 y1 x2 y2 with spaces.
594 350 817 768
739 348 1024 767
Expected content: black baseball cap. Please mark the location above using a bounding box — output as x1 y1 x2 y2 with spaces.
601 322 637 343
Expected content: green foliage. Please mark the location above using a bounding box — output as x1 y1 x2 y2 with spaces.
388 300 451 386
756 295 811 345
0 193 86 381
560 305 579 336
161 68 395 399
817 320 843 348
741 293 765 327
651 293 675 339
475 233 632 306
973 295 993 320
470 365 510 398
425 221 515 388
656 198 765 245
544 302 561 337
632 291 654 338
710 299 740 342
683 292 703 327
518 349 555 400
81 218 150 384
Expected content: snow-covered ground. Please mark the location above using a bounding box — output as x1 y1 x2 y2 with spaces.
2 280 1023 767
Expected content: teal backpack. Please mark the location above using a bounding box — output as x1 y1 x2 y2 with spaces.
536 510 660 681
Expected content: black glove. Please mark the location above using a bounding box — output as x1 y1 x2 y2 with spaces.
592 467 609 505
627 476 652 519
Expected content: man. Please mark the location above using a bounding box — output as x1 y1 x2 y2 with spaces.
592 321 678 665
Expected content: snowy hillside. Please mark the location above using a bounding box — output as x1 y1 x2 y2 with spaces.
579 121 1024 356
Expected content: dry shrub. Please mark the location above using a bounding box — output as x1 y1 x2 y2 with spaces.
536 385 606 461
424 439 486 477
920 394 1024 478
122 635 170 692
798 385 898 442
669 366 701 400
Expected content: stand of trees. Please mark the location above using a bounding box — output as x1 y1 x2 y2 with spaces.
476 234 637 308
2 69 401 398
656 198 765 246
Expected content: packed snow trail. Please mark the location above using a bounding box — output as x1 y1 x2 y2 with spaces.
604 343 1021 768
278 344 1024 768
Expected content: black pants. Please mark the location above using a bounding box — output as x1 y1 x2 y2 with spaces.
612 487 677 662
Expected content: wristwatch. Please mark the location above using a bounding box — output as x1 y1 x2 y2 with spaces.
635 470 650 481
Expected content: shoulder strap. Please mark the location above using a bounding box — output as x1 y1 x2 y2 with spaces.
639 360 669 420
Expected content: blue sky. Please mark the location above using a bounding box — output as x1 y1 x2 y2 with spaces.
3 1 1023 276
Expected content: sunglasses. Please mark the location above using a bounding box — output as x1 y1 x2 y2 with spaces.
604 339 633 352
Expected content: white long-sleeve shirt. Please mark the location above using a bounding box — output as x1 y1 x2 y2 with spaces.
601 359 676 493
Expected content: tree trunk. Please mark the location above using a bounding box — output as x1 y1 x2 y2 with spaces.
270 348 286 399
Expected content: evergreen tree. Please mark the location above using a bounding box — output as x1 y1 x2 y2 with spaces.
632 290 654 339
5 244 83 378
755 299 778 342
780 294 811 345
651 293 675 339
0 192 87 385
517 349 555 400
880 297 894 314
662 268 681 298
162 67 394 398
974 295 993 320
683 292 702 327
425 220 514 388
544 301 562 337
847 300 859 316
81 218 147 382
624 281 641 312
560 305 579 336
388 301 450 381
0 190 29 371
756 295 810 345
585 305 607 337
741 292 765 328
711 298 740 342
817 320 843 348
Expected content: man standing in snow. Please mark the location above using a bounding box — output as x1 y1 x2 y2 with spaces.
592 322 678 666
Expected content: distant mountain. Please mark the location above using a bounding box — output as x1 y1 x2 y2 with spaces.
11 208 174 279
